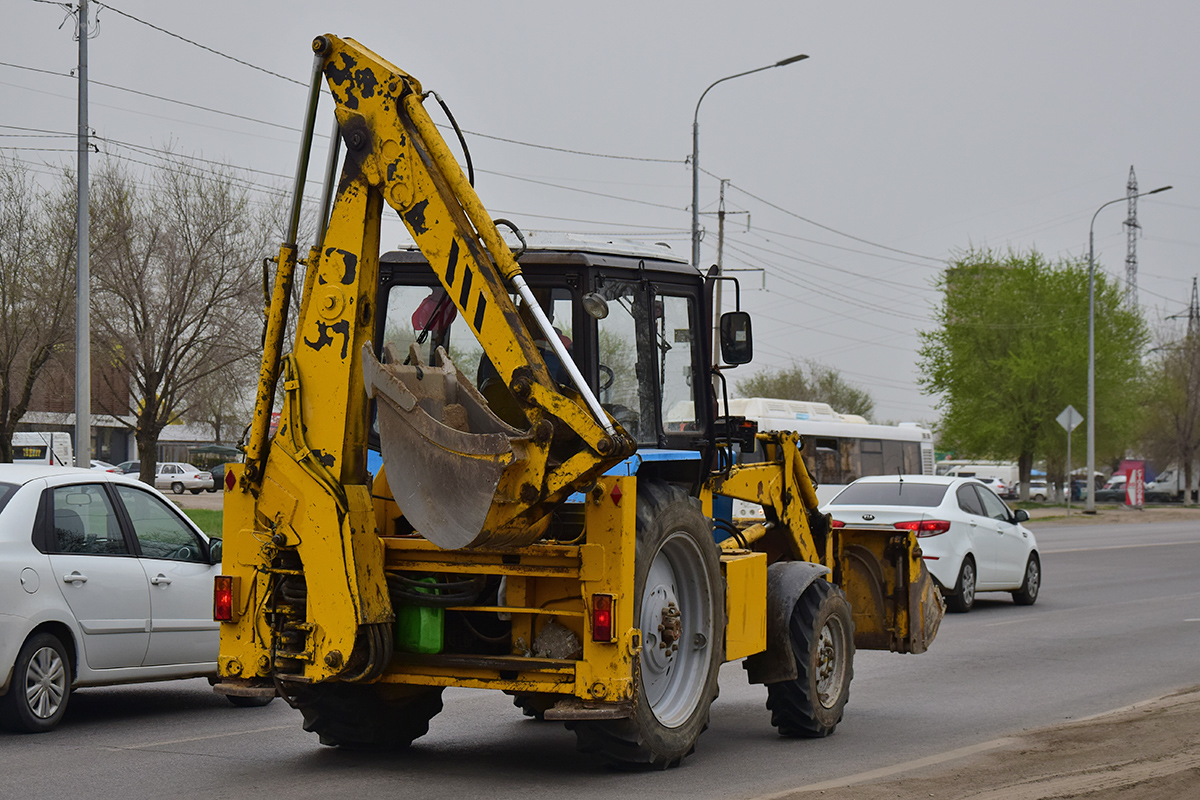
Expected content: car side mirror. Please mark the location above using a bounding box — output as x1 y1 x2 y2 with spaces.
720 311 753 365
1012 509 1029 523
209 537 223 565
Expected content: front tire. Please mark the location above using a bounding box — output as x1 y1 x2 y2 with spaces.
945 556 976 613
292 682 443 749
0 633 72 733
1012 553 1041 606
765 579 854 738
570 481 724 769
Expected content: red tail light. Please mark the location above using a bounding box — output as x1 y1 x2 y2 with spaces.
592 593 614 642
214 575 236 621
829 519 845 528
893 520 952 537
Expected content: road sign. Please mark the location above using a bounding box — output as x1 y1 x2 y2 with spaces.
1057 405 1083 433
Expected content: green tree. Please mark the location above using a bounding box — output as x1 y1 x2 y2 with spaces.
735 360 874 419
919 248 1146 497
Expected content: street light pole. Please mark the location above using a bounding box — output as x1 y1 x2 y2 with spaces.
1085 183 1171 512
691 54 808 271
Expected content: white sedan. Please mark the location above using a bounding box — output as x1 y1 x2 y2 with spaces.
154 462 216 495
0 465 270 733
822 475 1041 613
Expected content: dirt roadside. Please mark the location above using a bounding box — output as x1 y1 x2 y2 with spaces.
774 686 1200 799
1024 504 1200 526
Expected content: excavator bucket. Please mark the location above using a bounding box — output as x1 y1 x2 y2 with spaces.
363 343 531 550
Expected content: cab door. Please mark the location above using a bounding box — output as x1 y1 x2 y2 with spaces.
113 484 219 667
45 482 150 670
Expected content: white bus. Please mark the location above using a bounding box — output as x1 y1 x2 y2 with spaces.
718 398 935 508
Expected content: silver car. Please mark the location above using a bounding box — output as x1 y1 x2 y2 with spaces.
823 475 1041 613
0 465 271 733
154 462 216 495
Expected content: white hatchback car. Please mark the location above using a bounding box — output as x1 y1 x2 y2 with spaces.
0 465 268 733
823 475 1040 613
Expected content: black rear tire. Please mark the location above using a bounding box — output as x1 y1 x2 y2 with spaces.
765 579 854 738
1012 553 1041 606
291 682 443 749
570 480 724 770
172 482 185 495
944 556 976 613
0 633 72 733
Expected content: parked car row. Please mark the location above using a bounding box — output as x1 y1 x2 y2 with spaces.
0 465 271 734
823 475 1041 615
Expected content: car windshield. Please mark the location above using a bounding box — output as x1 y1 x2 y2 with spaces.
829 482 950 507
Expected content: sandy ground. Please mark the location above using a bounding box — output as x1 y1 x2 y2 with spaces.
774 686 1200 799
1024 504 1200 526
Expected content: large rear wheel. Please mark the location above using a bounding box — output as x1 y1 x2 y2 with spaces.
290 682 443 750
765 579 854 738
570 481 724 769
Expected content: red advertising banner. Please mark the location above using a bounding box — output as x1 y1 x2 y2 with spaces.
1126 465 1144 507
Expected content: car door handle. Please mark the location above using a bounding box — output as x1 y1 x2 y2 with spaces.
150 574 172 586
62 572 88 584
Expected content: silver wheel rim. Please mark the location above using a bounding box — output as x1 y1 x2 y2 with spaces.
639 531 714 728
961 562 976 606
25 646 66 720
815 614 848 709
1026 559 1040 597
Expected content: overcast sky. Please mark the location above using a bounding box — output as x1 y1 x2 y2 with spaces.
5 1 1197 423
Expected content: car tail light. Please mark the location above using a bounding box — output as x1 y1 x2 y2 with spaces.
592 593 614 642
893 519 952 537
214 575 237 622
829 519 845 528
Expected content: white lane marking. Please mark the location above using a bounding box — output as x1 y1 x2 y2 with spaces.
1042 540 1200 554
749 738 1019 797
118 724 295 749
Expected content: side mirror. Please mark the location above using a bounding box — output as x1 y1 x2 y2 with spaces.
1012 509 1029 523
209 537 223 565
720 311 753 365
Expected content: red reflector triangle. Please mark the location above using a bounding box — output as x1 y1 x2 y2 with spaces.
610 484 623 506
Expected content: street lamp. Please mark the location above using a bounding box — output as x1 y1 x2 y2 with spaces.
691 54 808 270
1085 184 1171 512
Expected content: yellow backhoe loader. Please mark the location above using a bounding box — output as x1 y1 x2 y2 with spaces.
213 34 943 769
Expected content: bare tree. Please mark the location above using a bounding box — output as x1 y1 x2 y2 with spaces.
89 157 270 483
0 157 76 461
1142 326 1200 503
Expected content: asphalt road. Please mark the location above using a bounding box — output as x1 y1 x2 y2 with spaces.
4 517 1197 800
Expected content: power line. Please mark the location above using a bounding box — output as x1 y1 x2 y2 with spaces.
93 2 305 86
721 178 945 263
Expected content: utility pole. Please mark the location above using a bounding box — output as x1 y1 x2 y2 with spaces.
1124 166 1139 310
702 179 749 371
74 0 92 467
